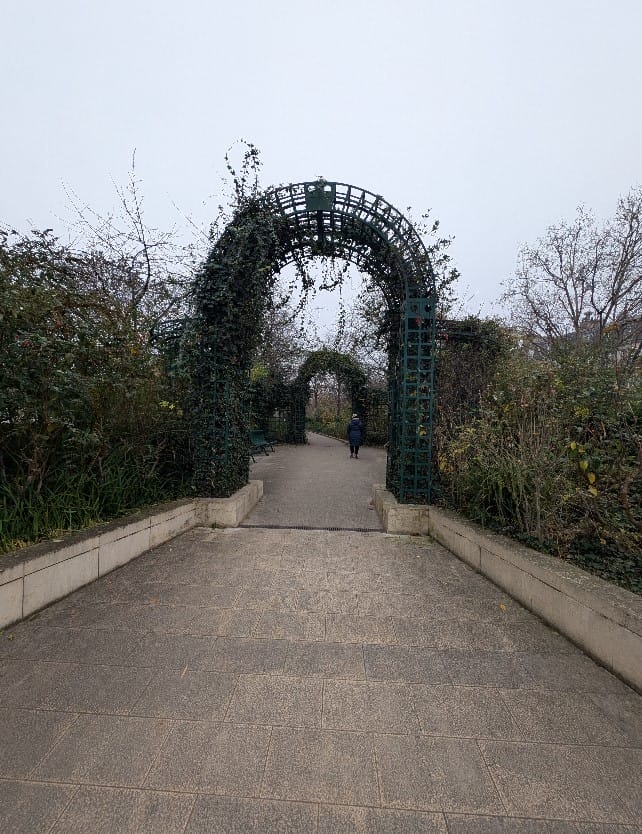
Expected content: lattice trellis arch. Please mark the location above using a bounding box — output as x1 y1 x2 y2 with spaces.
266 181 432 297
286 348 368 444
187 179 437 503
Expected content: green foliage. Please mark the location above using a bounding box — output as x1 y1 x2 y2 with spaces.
570 536 642 594
491 187 642 590
437 330 642 592
440 354 570 539
186 159 441 500
0 228 191 552
250 367 289 429
297 347 368 389
287 349 368 443
434 318 509 445
187 196 281 495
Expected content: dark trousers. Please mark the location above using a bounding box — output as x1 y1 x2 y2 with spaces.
350 444 360 455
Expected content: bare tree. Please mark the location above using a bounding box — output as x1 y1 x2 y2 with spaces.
503 188 642 364
64 153 196 334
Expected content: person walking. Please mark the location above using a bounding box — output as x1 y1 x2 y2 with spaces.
347 413 364 459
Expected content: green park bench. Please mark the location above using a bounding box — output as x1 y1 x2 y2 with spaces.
250 429 275 461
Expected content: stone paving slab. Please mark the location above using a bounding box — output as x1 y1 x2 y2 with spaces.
247 432 386 529
50 787 195 834
1 525 640 832
0 436 641 831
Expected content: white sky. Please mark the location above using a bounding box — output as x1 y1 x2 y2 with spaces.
3 0 641 324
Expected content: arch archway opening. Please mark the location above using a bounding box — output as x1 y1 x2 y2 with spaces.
187 179 437 503
284 347 369 445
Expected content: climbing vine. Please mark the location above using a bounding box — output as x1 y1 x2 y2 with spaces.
184 149 439 500
285 348 368 443
187 199 280 495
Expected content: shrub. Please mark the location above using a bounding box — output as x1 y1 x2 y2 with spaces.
438 334 641 592
0 229 191 551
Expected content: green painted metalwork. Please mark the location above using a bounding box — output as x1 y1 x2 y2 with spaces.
399 297 436 502
304 181 337 212
287 348 368 444
150 319 186 378
188 179 438 503
265 180 433 296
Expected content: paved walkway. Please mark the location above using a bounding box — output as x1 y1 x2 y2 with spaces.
0 436 641 832
247 432 386 529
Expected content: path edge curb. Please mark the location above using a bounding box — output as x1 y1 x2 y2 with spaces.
0 480 263 629
373 484 642 692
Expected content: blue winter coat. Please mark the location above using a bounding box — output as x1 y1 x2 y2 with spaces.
347 418 363 444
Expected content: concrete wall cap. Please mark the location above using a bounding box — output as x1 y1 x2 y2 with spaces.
429 505 642 635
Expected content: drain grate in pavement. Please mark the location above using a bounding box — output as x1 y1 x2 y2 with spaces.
239 523 382 532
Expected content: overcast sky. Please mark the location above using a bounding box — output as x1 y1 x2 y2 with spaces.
3 0 641 324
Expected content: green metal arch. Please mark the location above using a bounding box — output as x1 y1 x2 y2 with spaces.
287 348 368 444
188 179 438 503
265 180 436 300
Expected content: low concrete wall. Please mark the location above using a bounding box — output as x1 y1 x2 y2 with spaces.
0 481 263 630
372 485 431 535
373 487 642 692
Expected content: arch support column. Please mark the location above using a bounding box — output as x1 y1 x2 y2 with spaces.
387 297 436 503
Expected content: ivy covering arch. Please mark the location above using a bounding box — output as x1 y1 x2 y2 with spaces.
286 348 368 444
187 179 437 503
